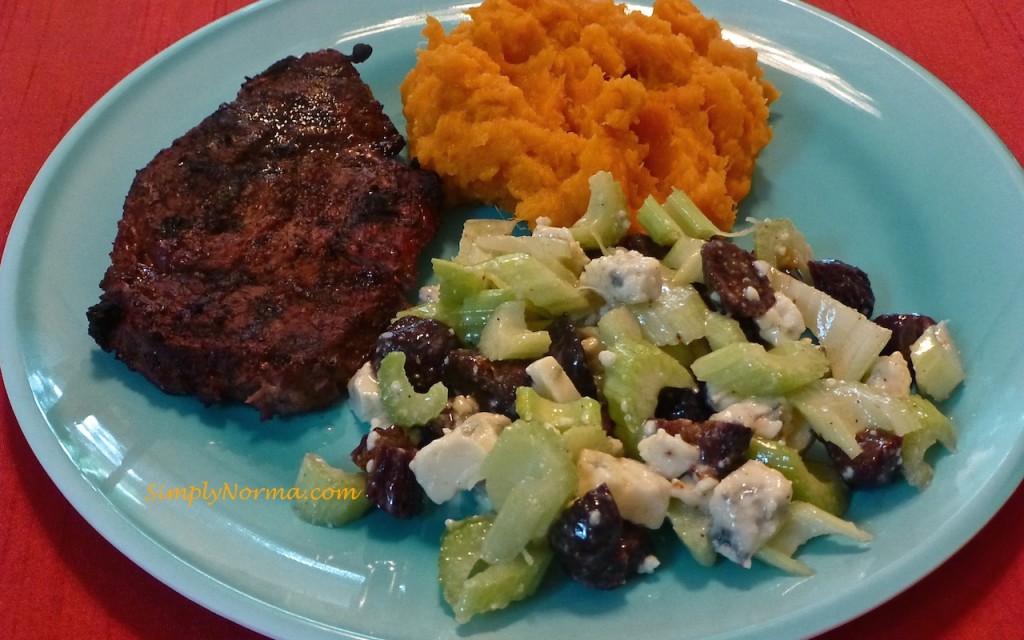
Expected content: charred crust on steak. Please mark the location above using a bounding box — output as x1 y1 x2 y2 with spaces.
87 47 444 419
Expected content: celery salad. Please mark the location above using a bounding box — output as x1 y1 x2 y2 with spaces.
292 171 964 624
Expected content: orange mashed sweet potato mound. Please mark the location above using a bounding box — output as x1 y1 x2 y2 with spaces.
400 0 778 231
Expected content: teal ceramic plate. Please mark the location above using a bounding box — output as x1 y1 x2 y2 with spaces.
2 1 1022 638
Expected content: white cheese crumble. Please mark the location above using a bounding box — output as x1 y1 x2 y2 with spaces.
637 554 661 574
708 460 793 568
865 352 912 398
526 356 581 402
755 292 805 346
710 397 788 439
347 361 387 429
409 412 511 504
637 427 701 479
418 284 441 304
576 449 671 529
578 248 663 307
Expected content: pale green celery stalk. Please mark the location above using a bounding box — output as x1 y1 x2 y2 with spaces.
663 188 720 240
601 335 695 455
702 311 748 349
480 421 576 564
902 394 957 489
663 235 705 284
377 351 448 427
439 514 553 624
445 288 518 344
433 258 490 307
637 195 684 246
396 302 440 322
570 170 631 250
910 321 965 401
690 340 829 397
660 340 708 371
666 499 716 566
455 219 517 265
483 252 595 316
755 501 871 576
789 379 921 458
629 282 709 346
474 234 583 280
769 267 891 382
752 218 814 281
597 306 645 345
560 424 622 460
292 453 371 527
478 300 551 361
747 437 848 516
514 386 603 430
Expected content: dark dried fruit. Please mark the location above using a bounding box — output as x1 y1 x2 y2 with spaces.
649 418 752 478
441 349 531 418
701 239 776 318
548 484 655 589
547 315 598 399
874 313 937 371
616 232 670 260
808 259 875 317
824 428 903 488
350 425 424 518
654 386 713 422
372 316 462 393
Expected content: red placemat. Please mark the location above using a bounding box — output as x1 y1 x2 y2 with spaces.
2 1 1021 638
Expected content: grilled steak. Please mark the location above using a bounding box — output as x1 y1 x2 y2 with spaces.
87 47 443 418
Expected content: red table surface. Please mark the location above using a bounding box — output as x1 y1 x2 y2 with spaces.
1 1 1022 638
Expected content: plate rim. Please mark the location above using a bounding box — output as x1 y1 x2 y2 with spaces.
2 0 1023 639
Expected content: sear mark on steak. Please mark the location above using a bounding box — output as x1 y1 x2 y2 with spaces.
86 48 443 419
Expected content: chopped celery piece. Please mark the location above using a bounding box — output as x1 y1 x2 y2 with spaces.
703 311 748 349
667 499 716 567
455 219 517 265
396 301 440 322
292 454 371 527
663 188 721 240
789 379 921 458
478 300 551 361
663 235 706 284
910 321 965 401
446 288 519 344
753 218 814 281
378 351 448 428
597 305 645 345
601 335 695 455
691 340 829 397
570 170 631 250
637 195 685 246
629 283 709 346
480 421 576 564
560 424 622 460
747 437 849 516
514 386 602 430
483 253 594 316
439 514 553 624
769 267 891 382
433 258 490 307
526 356 582 402
755 501 872 576
475 234 582 281
902 394 957 489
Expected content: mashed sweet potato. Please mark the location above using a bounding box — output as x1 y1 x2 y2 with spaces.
400 0 778 231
